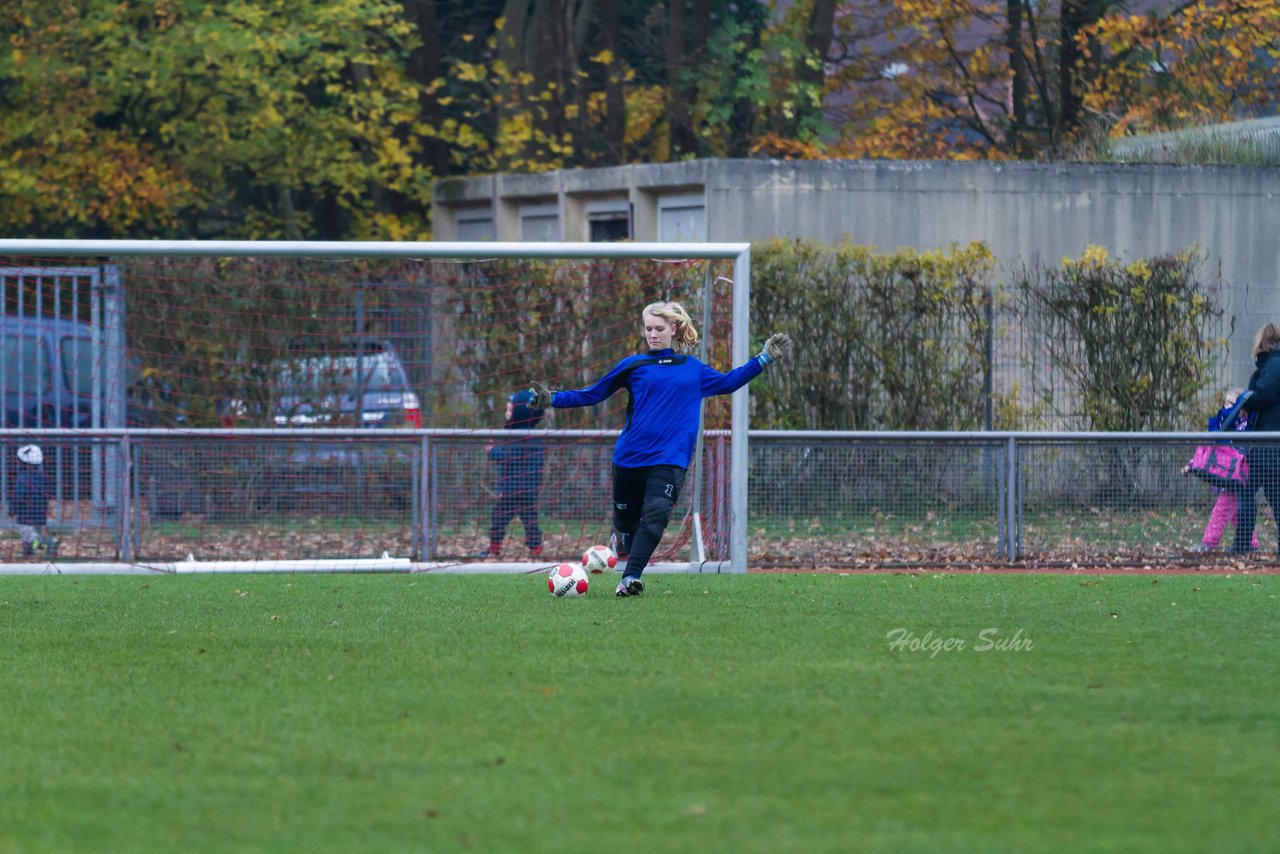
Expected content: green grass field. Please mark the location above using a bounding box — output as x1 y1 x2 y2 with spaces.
1 572 1276 853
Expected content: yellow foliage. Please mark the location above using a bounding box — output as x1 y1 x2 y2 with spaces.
623 85 665 146
1 0 433 237
453 61 487 83
1126 258 1153 281
1084 0 1280 135
750 133 824 160
1063 245 1111 270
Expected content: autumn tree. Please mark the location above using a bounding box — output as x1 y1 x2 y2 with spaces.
402 0 508 175
7 0 1280 241
419 0 844 169
0 0 433 240
689 0 835 158
414 1 671 173
1080 0 1280 136
0 5 194 237
819 0 1122 159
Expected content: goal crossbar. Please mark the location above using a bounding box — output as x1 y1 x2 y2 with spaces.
0 239 750 261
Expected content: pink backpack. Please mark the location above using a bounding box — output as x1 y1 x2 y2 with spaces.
1186 443 1249 488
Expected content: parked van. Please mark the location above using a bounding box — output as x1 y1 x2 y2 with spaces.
1 316 123 519
1 316 197 519
0 316 111 429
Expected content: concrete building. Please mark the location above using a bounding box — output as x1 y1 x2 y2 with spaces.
432 158 1280 379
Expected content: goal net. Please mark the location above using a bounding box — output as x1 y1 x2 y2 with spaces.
0 241 752 573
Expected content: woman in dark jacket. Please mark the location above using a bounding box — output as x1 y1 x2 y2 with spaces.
1231 323 1280 554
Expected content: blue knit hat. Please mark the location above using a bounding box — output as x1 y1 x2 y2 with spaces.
508 389 543 428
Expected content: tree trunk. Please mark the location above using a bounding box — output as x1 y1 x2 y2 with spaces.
403 0 450 174
592 0 626 161
1006 0 1027 156
666 0 695 156
796 0 837 142
806 0 838 75
1059 0 1109 139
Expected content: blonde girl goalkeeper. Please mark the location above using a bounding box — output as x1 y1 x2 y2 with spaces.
529 301 791 596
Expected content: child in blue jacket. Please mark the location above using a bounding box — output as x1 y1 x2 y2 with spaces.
482 390 546 558
9 444 56 559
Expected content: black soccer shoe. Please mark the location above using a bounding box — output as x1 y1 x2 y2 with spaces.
615 576 645 597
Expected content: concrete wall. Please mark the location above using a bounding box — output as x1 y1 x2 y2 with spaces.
704 160 1277 276
433 158 1280 381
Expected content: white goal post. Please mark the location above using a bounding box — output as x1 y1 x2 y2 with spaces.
0 239 754 575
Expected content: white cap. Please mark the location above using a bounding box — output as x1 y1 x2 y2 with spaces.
17 445 43 465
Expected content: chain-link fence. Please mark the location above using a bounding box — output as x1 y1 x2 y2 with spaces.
3 429 1273 567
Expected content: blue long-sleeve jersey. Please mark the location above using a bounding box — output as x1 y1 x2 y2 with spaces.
551 348 766 468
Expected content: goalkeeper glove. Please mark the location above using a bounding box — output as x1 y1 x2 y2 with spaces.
528 381 555 409
757 333 793 367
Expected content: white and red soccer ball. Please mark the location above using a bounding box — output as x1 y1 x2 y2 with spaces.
581 544 617 574
548 562 590 597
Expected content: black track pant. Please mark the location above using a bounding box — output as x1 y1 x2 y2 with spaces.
612 464 686 578
1233 443 1280 554
489 491 542 549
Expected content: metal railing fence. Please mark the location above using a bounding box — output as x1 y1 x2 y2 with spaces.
0 429 1272 567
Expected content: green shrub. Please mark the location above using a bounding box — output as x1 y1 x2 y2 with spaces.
1010 246 1227 431
751 238 997 430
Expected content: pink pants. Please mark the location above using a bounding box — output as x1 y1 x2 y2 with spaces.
1203 490 1259 548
